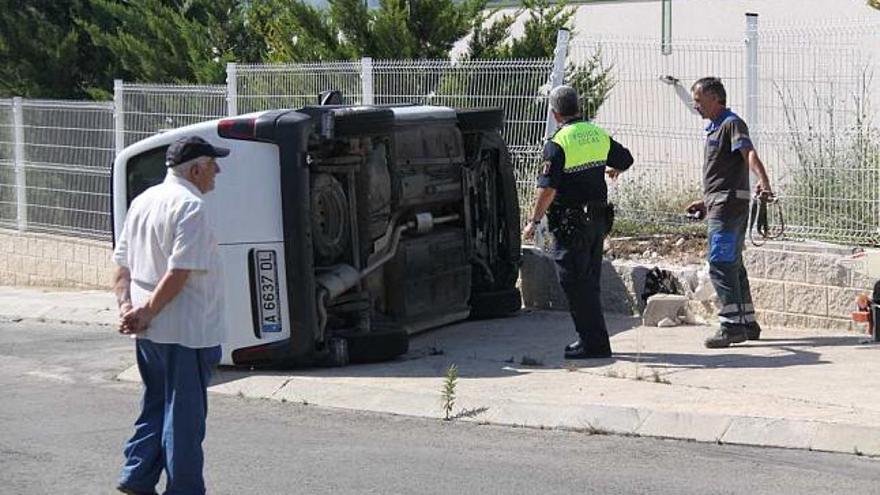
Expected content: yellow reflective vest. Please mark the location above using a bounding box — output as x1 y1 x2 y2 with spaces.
551 121 611 173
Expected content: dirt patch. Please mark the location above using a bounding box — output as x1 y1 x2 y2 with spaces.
605 233 707 266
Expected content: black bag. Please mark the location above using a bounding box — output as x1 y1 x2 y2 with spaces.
641 267 681 304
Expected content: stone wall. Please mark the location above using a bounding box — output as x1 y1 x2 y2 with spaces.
521 240 874 332
743 241 870 332
0 229 114 289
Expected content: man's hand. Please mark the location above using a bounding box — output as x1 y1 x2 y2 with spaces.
118 301 133 318
119 306 154 335
606 168 621 179
523 221 537 241
756 181 773 200
685 199 706 221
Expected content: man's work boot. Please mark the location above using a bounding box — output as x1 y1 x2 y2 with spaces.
745 321 762 340
704 325 748 349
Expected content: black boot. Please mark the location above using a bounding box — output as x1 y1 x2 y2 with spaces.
704 325 748 349
564 340 611 359
745 321 762 340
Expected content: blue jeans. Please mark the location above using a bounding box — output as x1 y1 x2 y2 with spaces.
119 339 221 495
707 212 756 327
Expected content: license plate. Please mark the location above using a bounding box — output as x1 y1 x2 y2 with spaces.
252 250 282 334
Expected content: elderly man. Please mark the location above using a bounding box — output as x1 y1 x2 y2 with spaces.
112 136 228 495
524 85 633 359
686 77 773 348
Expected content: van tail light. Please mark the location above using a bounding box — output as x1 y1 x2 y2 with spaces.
218 118 257 140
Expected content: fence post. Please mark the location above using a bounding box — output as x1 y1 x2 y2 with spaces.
544 29 571 139
361 57 374 105
11 97 26 232
113 79 124 156
745 13 759 135
226 62 238 116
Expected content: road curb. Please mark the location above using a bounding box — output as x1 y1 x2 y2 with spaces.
117 365 880 458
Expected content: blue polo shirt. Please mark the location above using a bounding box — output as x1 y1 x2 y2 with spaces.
703 108 753 201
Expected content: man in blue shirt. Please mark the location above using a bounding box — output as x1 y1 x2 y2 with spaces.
686 77 773 348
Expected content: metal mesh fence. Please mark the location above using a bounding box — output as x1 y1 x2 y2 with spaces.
569 30 880 246
1 21 877 247
19 100 115 238
0 99 14 229
758 22 880 245
0 100 16 232
569 38 745 225
120 83 228 147
371 59 552 147
236 62 363 113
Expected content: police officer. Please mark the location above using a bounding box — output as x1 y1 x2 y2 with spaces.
686 77 773 348
524 85 633 359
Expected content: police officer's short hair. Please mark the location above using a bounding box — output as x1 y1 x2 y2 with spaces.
692 77 727 105
549 85 580 118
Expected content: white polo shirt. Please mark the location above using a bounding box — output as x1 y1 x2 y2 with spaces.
113 173 227 348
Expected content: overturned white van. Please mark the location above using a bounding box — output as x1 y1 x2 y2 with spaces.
112 105 522 367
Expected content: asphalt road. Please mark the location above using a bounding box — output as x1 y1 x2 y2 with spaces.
1 319 879 495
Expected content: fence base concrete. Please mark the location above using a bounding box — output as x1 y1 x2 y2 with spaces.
521 241 874 333
0 229 114 289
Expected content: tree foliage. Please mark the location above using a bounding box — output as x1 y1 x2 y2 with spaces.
0 1 96 98
248 0 487 61
0 0 612 108
466 0 614 120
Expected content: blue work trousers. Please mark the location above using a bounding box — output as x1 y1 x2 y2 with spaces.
707 211 756 327
119 339 220 495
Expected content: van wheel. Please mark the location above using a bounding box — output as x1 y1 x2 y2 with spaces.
470 288 522 319
344 329 409 363
311 173 350 264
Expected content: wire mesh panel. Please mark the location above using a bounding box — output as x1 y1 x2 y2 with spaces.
758 23 880 246
236 62 363 113
19 100 115 238
121 83 228 147
0 99 15 229
372 59 552 148
569 38 745 225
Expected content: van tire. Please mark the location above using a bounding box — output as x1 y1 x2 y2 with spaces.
469 287 522 319
332 107 395 137
345 329 410 363
457 108 505 132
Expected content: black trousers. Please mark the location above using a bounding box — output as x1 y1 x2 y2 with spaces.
552 219 610 354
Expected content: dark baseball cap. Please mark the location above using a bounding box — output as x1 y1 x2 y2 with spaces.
165 136 230 167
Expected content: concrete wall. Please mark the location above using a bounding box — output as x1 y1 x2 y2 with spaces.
522 240 875 333
0 229 114 289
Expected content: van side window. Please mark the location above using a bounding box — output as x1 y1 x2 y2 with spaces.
126 145 169 205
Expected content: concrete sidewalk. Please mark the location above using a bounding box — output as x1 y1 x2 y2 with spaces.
3 285 879 457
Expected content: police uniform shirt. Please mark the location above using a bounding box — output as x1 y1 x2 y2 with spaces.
703 108 753 217
537 119 633 206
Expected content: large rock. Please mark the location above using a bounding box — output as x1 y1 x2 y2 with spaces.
642 294 689 326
